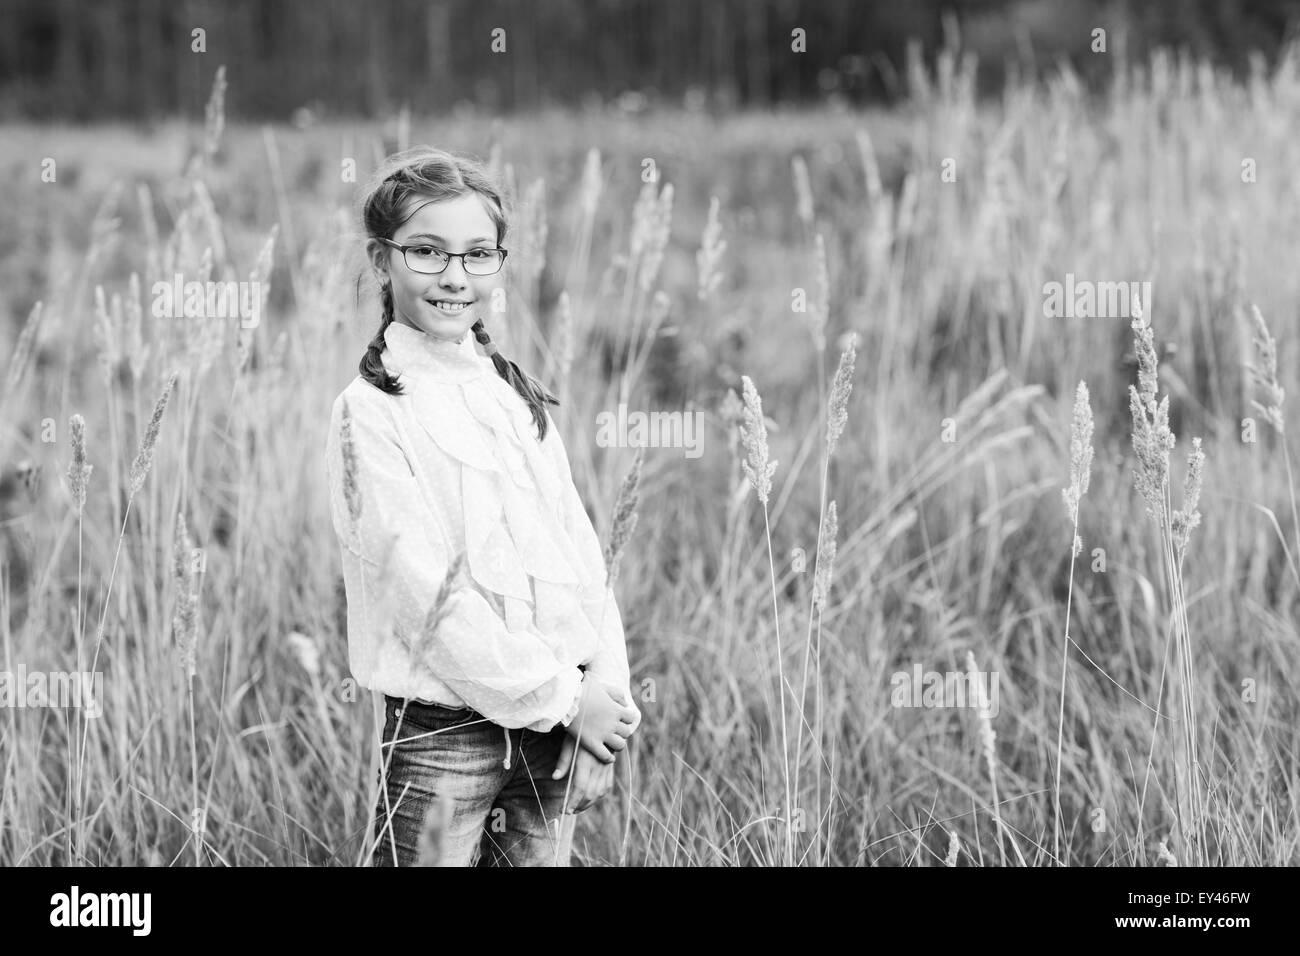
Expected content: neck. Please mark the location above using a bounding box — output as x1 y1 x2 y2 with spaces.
394 317 465 344
382 319 484 384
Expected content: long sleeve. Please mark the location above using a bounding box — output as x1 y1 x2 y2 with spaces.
325 387 584 731
542 412 639 725
583 583 634 702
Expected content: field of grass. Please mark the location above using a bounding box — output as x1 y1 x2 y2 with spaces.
2 41 1299 865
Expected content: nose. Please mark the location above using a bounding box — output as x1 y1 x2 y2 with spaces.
438 256 469 286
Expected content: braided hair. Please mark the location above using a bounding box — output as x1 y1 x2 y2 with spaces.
357 146 558 440
468 317 558 438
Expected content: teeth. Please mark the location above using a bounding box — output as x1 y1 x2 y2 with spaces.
432 301 469 311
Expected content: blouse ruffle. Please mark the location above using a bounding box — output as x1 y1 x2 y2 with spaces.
381 322 610 662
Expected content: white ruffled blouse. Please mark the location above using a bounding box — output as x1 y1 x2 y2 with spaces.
324 320 636 744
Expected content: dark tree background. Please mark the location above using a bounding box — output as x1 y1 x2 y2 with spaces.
1 0 1298 120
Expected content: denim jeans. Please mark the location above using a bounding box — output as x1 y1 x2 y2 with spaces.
371 695 577 866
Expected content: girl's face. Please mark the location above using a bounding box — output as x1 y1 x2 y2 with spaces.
370 192 503 343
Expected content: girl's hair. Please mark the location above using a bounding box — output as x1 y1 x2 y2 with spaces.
357 146 558 440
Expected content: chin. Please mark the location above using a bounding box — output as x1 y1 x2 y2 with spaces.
429 322 471 340
413 312 475 341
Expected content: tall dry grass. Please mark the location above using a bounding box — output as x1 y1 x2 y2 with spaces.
1 31 1299 865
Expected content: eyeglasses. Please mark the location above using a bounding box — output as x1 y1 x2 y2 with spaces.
377 238 508 276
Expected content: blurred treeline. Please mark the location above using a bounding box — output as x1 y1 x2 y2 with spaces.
2 0 1299 119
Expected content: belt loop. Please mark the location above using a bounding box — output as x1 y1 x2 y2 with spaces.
502 726 512 769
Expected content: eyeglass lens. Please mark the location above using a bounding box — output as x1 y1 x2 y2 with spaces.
406 246 504 275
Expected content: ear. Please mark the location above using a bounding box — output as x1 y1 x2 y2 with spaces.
365 238 391 285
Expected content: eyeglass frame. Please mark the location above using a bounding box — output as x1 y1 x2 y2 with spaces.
375 237 509 276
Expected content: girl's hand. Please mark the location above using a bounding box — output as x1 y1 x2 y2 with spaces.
563 675 637 763
552 735 617 812
605 683 643 736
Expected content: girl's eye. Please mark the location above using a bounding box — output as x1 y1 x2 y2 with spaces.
410 246 438 257
466 249 488 260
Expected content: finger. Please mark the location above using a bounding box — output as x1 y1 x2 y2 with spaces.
584 741 614 763
562 764 585 814
552 734 576 779
579 775 603 811
588 770 612 806
595 764 614 798
571 758 596 811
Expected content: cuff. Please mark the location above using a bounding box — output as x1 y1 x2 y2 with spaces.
558 668 585 728
584 667 632 702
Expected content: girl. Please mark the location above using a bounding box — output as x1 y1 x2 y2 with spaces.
324 147 641 867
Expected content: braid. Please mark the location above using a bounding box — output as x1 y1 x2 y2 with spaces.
358 283 404 394
470 318 559 440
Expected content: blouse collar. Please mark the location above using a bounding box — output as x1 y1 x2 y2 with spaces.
382 320 487 384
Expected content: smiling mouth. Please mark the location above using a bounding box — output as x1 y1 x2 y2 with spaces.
427 299 473 313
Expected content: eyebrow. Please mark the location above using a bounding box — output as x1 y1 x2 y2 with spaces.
405 233 495 245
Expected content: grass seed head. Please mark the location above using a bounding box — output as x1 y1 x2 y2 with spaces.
1130 386 1175 525
809 232 829 351
578 147 603 219
202 64 227 163
414 552 466 660
67 414 92 514
128 372 178 498
812 500 838 613
639 183 674 294
1130 309 1160 419
2 300 43 403
1128 313 1176 526
1062 380 1094 530
792 154 814 228
739 376 777 504
944 829 960 867
826 340 856 457
171 511 198 680
965 650 997 771
553 291 574 382
1245 304 1285 433
1171 436 1205 560
340 397 363 525
604 445 646 587
696 195 727 302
